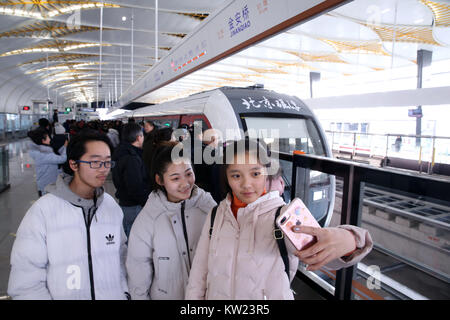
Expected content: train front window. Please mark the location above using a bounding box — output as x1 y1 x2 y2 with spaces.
243 116 333 226
243 117 326 156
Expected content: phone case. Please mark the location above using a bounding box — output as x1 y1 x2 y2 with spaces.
276 198 321 251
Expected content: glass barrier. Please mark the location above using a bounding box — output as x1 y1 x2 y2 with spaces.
0 144 9 192
289 153 450 300
351 183 450 300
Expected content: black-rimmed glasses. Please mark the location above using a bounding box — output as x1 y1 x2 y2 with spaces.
76 160 116 169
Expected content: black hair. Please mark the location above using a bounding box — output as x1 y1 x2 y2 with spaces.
38 118 50 128
62 129 113 175
145 120 155 127
149 141 191 193
153 126 173 142
219 138 272 199
121 122 143 144
27 127 49 145
143 126 174 174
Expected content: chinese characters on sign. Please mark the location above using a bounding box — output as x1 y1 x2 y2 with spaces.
171 40 207 72
241 96 302 112
229 5 251 38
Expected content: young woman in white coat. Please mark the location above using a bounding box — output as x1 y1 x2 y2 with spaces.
186 139 373 300
126 141 217 300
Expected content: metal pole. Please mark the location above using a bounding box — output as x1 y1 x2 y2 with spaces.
120 47 123 95
390 2 398 70
131 8 134 84
114 64 117 102
155 0 158 62
46 53 51 119
352 132 356 160
430 137 436 174
385 134 389 158
96 77 99 108
99 1 104 87
416 49 432 147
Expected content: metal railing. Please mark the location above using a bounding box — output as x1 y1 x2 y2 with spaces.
326 131 450 172
276 151 450 300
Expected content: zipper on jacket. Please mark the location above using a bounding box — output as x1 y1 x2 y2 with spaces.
230 217 240 299
180 201 192 269
85 207 97 300
76 196 98 301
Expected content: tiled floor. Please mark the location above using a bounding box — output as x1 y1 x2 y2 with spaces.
0 138 324 300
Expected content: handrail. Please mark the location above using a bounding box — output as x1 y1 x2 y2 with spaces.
325 130 450 140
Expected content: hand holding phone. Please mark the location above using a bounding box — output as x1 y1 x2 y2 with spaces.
276 198 321 251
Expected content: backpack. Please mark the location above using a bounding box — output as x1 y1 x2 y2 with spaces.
208 205 290 280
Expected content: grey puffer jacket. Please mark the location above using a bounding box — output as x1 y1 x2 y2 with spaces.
126 185 216 300
27 139 66 192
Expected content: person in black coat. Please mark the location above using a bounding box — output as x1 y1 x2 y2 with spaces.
50 123 68 160
52 109 59 124
112 123 150 238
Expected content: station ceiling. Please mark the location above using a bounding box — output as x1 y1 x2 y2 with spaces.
0 0 449 113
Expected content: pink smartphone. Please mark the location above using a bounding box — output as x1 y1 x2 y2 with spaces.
276 198 321 251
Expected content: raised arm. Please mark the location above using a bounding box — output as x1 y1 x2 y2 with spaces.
292 225 373 271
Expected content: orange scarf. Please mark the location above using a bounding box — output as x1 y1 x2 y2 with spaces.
231 189 266 218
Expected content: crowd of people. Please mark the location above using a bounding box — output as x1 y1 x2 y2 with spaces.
7 116 373 300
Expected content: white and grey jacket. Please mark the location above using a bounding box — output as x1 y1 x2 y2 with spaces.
7 173 128 300
126 186 216 300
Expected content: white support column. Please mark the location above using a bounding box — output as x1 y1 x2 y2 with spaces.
99 1 104 87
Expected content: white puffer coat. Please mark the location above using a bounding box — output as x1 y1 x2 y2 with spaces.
8 174 128 300
185 191 373 300
126 185 216 300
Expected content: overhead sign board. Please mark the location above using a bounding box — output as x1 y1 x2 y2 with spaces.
110 0 347 113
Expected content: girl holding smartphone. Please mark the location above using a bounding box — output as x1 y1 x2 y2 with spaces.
186 139 373 300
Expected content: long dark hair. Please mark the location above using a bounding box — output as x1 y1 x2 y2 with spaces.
219 138 272 199
143 126 173 173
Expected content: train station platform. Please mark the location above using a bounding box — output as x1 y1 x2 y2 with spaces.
0 138 325 300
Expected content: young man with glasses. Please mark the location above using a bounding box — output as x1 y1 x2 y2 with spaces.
112 122 150 238
8 130 129 300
